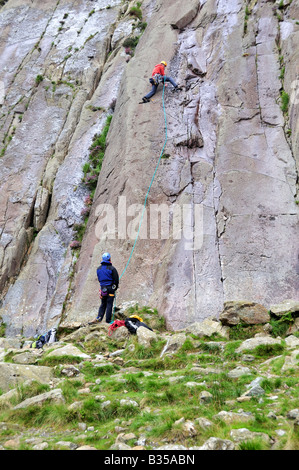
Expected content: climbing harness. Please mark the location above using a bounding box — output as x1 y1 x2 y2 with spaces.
150 73 163 86
111 77 168 322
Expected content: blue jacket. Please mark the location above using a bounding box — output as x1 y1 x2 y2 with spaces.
97 262 119 288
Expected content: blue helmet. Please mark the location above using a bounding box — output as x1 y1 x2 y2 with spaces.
102 252 111 262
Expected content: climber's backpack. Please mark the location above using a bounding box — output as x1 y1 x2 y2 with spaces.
31 328 57 349
31 334 46 349
124 317 153 335
125 317 139 334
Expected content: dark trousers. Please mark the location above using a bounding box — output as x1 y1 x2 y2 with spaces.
97 294 114 323
144 76 178 99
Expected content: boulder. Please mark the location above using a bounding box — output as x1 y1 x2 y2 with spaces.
269 299 299 316
13 388 65 409
199 391 213 403
227 366 252 378
285 335 299 349
11 350 42 365
198 437 235 451
110 326 130 342
0 362 53 393
0 338 22 349
241 384 265 398
281 348 299 372
45 344 91 360
235 336 282 353
220 301 270 326
214 410 255 424
185 319 229 338
230 428 271 445
136 326 157 348
160 333 186 358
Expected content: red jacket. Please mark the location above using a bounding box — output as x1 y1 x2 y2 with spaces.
152 64 165 76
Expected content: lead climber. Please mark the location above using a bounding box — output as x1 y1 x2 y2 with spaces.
142 60 180 103
90 252 119 324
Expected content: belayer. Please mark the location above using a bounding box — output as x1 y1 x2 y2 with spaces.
142 60 180 103
90 252 119 324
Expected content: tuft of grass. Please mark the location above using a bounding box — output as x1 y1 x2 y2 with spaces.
10 403 78 429
238 438 269 450
280 90 289 113
248 343 285 359
0 320 6 337
37 355 84 366
229 323 263 341
35 74 44 85
129 6 142 20
122 36 140 49
270 312 294 337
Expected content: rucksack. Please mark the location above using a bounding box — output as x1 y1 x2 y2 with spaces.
125 317 139 334
31 334 46 349
31 328 57 349
124 317 153 335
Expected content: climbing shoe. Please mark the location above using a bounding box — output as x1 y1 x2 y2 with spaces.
89 318 102 325
142 97 150 103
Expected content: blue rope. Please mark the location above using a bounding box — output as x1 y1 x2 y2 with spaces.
111 79 168 323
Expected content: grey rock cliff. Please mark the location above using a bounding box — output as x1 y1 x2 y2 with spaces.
0 0 298 335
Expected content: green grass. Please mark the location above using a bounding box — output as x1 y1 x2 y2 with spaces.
270 312 295 337
280 90 290 113
238 438 269 450
123 36 140 49
249 343 285 358
1 309 299 450
37 354 85 366
35 74 44 85
129 6 142 20
8 403 78 429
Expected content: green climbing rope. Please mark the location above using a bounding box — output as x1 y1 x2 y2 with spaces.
120 79 168 281
111 79 168 322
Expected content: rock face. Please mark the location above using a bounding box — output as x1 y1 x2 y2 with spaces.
0 0 298 336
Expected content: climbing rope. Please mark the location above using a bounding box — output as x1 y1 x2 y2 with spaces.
111 78 168 322
120 78 168 280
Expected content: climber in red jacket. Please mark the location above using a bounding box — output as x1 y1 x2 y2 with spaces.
142 60 180 103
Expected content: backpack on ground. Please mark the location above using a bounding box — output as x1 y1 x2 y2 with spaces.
31 334 46 349
124 317 153 335
31 328 57 349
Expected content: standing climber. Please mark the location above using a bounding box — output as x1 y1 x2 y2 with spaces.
91 252 119 324
142 60 180 103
